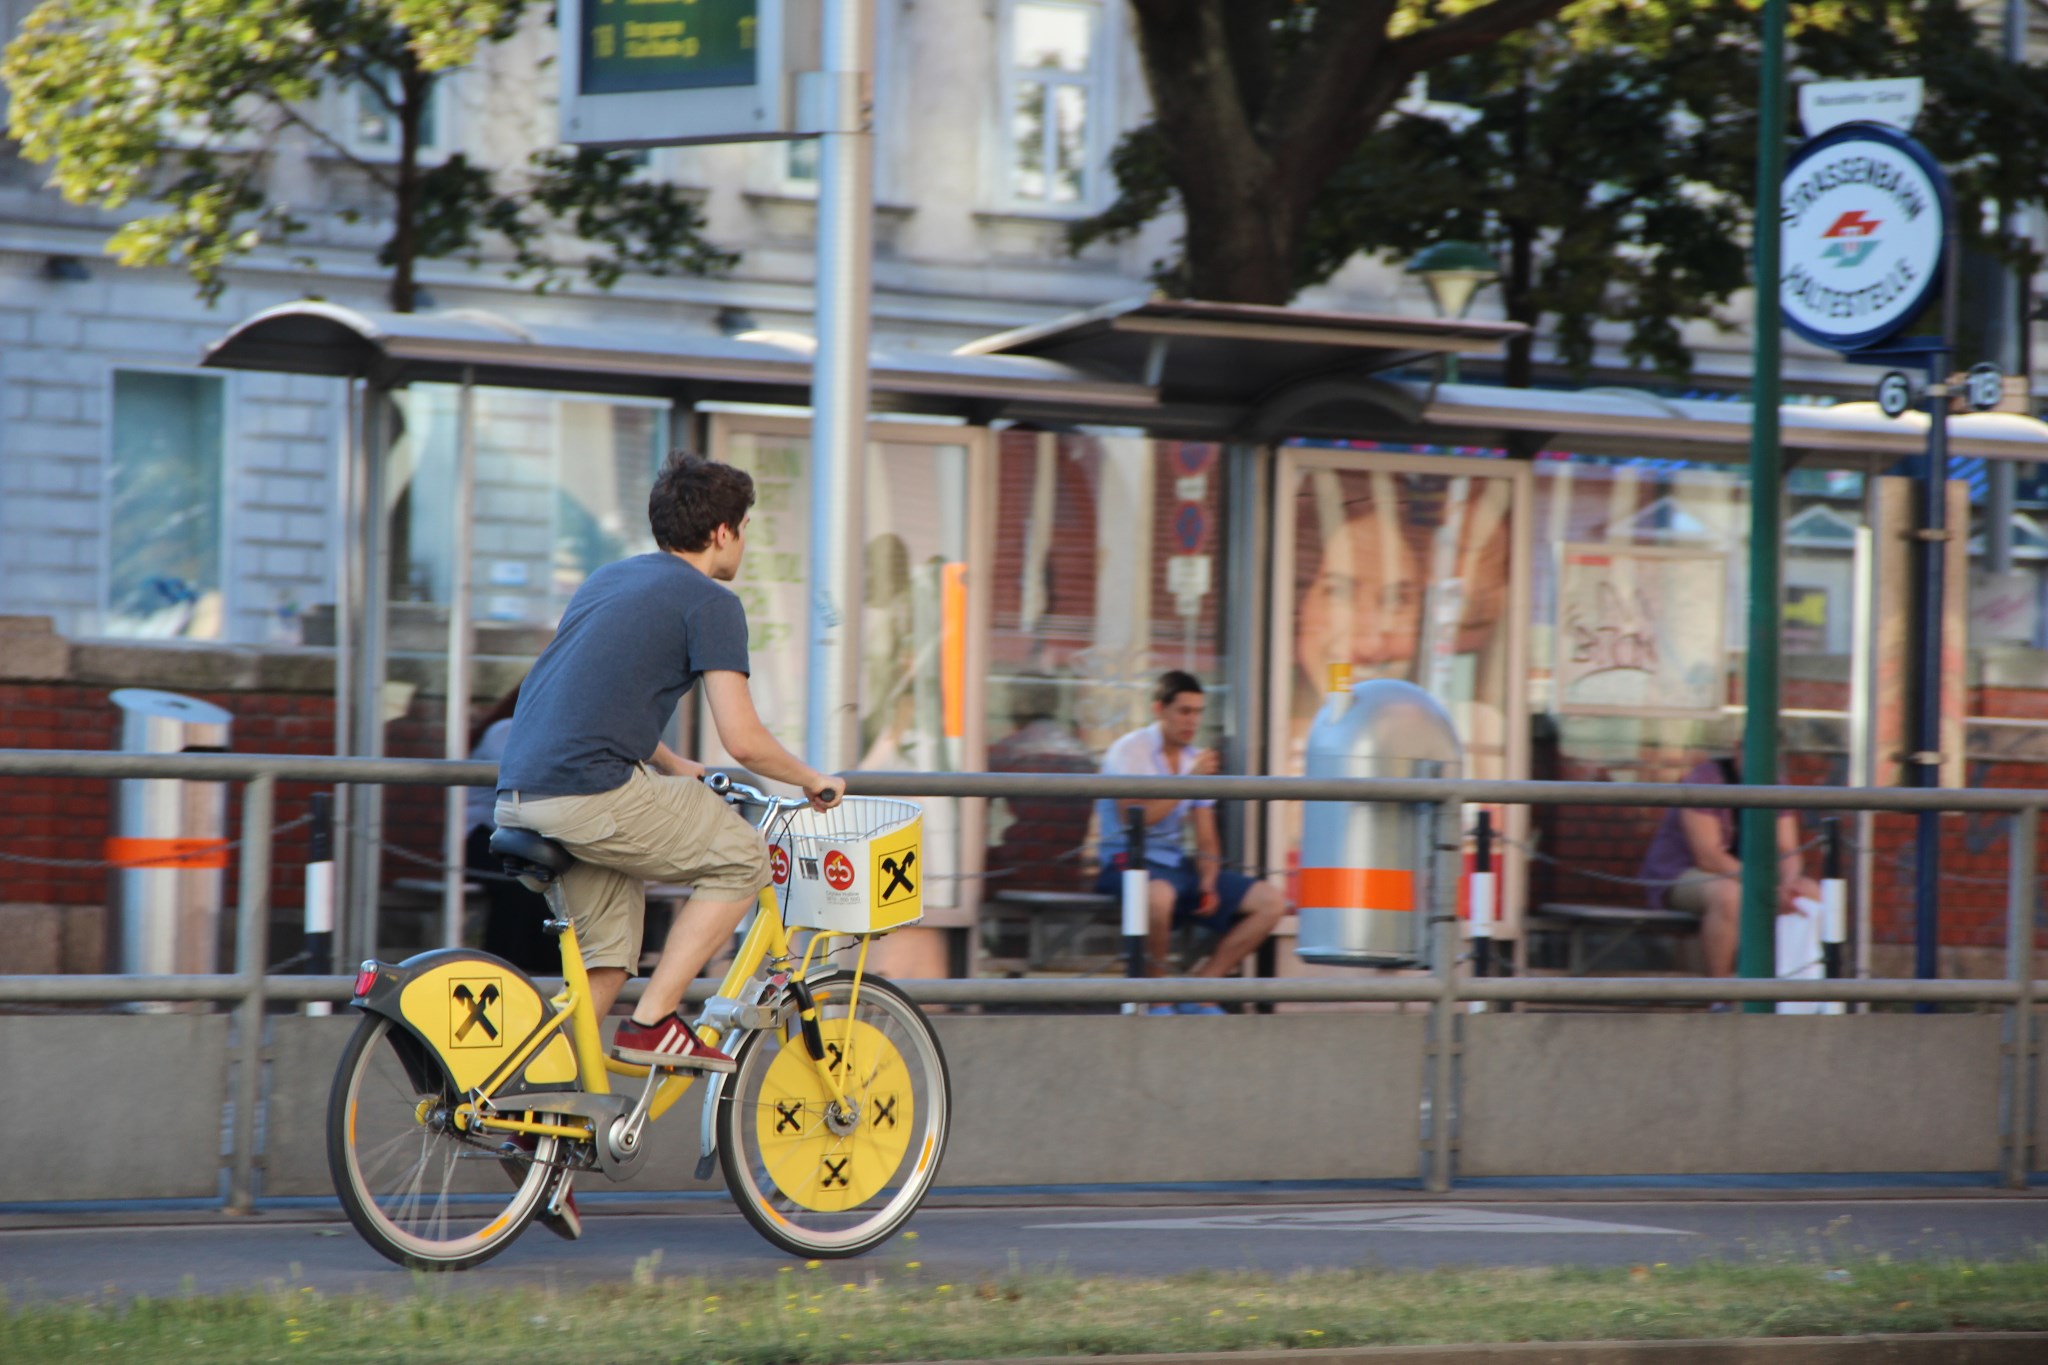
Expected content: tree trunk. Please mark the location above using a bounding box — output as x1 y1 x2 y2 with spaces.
1502 75 1534 389
1178 170 1299 304
388 67 427 314
1503 219 1536 389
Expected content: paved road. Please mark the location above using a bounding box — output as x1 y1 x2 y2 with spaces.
5 1196 2046 1300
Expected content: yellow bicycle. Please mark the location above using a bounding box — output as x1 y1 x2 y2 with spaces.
325 775 950 1269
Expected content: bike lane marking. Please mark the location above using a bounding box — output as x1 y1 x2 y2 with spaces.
1027 1207 1689 1236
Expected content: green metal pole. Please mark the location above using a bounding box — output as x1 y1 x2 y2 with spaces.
1738 0 1788 1007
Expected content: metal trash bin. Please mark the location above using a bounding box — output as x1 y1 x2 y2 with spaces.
1296 676 1461 968
109 689 232 990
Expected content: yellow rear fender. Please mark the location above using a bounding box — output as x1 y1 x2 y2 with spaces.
351 949 582 1098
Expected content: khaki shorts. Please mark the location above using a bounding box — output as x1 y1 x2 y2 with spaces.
1666 867 1725 915
495 766 771 971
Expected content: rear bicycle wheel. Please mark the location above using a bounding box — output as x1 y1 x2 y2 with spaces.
326 1013 561 1270
717 970 949 1258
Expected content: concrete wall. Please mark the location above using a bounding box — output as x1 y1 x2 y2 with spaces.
260 1013 1428 1197
1460 1014 2005 1177
0 1010 2030 1205
2 1014 228 1200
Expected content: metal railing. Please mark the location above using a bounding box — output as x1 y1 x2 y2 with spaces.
0 750 2039 1204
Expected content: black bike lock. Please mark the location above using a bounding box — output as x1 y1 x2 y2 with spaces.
788 977 827 1061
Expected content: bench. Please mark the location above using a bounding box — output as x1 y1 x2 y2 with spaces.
1526 902 1701 976
980 889 1126 972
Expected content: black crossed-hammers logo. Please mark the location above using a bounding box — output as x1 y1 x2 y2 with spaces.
880 850 916 901
774 1099 806 1134
452 982 501 1044
820 1156 850 1189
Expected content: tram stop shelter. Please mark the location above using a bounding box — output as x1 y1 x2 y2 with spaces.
203 298 2048 979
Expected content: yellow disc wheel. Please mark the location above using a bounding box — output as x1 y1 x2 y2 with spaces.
719 971 949 1257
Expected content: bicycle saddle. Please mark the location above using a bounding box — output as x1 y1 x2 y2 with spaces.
489 827 574 890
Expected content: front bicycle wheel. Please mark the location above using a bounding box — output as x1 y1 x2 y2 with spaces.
718 970 949 1258
326 1012 562 1271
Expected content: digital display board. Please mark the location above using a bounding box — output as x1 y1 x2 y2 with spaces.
579 0 759 96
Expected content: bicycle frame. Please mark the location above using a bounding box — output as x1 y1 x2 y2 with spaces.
466 864 860 1143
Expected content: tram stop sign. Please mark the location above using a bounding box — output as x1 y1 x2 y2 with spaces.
1779 120 1949 355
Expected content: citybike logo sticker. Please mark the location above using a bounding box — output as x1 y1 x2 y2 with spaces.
823 849 856 892
769 845 790 886
1819 210 1881 268
1779 123 1946 352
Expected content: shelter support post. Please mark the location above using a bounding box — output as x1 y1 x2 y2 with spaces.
333 380 359 965
2005 807 2038 1189
1737 0 1789 1006
227 775 275 1214
803 0 876 773
441 372 478 950
347 385 393 966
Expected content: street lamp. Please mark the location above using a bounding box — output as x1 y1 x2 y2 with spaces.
1405 240 1499 382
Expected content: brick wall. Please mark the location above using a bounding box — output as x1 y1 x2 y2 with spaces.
1532 676 2048 963
0 616 505 971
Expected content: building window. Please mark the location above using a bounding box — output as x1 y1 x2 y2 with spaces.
107 371 225 639
385 386 668 628
785 138 820 186
1004 0 1101 208
342 66 449 160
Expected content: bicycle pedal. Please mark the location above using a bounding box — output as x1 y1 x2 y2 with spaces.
696 995 777 1032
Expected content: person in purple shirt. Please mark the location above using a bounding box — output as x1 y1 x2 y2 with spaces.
1638 751 1818 978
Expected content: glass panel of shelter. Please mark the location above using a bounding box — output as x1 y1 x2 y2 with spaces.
982 430 1232 899
705 413 985 974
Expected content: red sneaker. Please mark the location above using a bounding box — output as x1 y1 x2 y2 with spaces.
611 1014 736 1071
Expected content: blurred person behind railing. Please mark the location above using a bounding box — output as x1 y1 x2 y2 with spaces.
465 679 556 975
1638 716 1818 982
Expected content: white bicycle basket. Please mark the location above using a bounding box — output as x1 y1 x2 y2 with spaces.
770 797 924 934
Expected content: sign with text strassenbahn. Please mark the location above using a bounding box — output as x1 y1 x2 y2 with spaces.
1778 121 1948 354
559 0 820 148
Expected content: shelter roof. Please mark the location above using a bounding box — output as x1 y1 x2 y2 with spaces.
201 302 1156 420
956 296 1522 405
200 300 2048 464
1415 383 2048 464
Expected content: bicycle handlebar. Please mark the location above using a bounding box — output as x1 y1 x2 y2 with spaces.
705 769 811 825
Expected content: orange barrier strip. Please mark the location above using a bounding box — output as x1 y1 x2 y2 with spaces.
1298 866 1415 912
941 561 967 741
104 837 230 870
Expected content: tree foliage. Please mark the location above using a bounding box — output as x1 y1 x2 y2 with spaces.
1078 0 2048 380
3 0 735 311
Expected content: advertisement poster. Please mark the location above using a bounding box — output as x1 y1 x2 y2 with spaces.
1556 545 1727 717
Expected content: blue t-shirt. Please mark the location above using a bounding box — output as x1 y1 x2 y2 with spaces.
497 554 750 798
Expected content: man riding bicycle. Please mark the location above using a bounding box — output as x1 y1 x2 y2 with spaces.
494 454 843 1077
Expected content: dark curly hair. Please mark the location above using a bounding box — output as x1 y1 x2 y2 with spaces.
1154 670 1203 707
648 453 756 553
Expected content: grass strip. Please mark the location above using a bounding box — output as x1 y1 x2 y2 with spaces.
4 1251 2046 1364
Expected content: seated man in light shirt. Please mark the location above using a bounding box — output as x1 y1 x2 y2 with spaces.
1092 670 1285 1012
